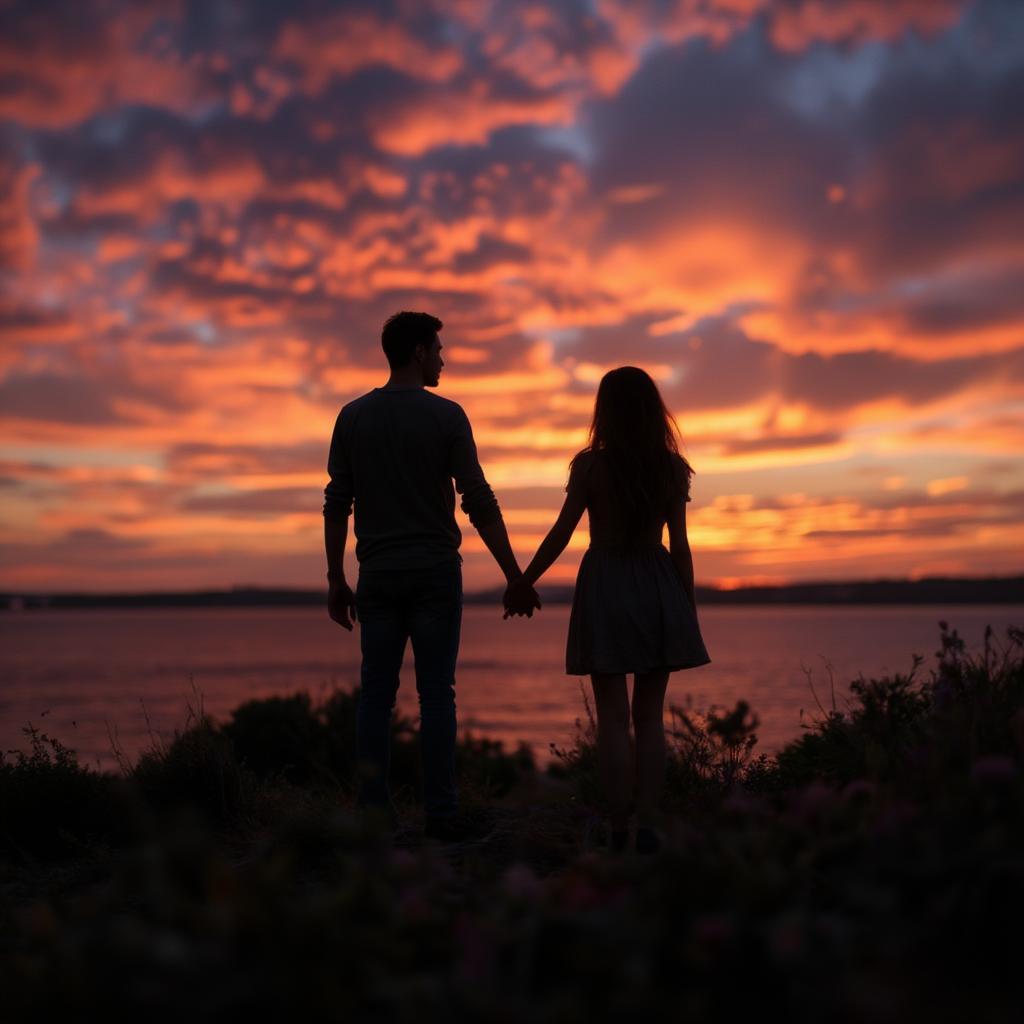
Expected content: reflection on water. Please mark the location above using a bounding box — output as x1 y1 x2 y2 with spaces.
1 604 1020 773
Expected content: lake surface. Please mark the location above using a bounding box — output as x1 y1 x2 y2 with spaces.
1 605 1020 774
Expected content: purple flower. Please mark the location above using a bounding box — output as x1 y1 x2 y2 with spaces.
869 799 919 840
970 755 1017 785
790 781 836 823
691 913 734 949
722 790 768 817
502 863 543 902
388 849 417 874
843 779 876 804
768 915 805 962
454 915 495 985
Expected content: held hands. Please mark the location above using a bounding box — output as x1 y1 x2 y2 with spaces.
503 576 542 619
327 578 358 631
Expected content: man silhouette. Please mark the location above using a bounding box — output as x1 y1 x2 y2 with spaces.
324 311 539 839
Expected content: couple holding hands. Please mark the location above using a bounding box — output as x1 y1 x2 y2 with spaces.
325 312 709 851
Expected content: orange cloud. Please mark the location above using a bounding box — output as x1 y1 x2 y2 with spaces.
370 80 577 155
767 0 965 52
0 157 40 270
0 2 213 129
595 0 965 61
274 10 463 93
480 4 638 97
74 143 266 220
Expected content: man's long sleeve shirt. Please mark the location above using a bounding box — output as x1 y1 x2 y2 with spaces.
323 387 502 571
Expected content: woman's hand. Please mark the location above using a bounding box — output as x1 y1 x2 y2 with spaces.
503 577 542 619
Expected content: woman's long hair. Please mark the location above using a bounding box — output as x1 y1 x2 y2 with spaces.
571 366 692 538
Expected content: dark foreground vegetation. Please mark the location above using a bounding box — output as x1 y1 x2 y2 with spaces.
2 622 1022 1022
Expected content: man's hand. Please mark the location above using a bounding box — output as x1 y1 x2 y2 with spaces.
328 579 358 630
503 577 542 619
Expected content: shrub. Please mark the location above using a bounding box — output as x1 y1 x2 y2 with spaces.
773 623 1024 793
664 698 769 805
549 683 768 810
0 724 141 862
221 692 334 788
129 692 260 829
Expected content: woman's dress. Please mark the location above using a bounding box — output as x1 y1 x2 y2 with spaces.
565 450 711 675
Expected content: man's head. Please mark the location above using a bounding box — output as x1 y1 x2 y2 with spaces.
381 311 444 386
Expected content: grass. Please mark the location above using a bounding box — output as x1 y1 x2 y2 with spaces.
1 621 1022 1021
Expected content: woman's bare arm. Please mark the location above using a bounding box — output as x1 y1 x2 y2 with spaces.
521 488 587 586
667 488 697 608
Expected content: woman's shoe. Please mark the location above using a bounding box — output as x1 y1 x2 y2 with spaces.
635 826 662 855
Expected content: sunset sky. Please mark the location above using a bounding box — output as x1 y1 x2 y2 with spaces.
1 0 1023 593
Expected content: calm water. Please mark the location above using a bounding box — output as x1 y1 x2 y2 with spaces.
1 605 1020 774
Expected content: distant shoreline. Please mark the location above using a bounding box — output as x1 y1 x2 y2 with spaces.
4 575 1023 610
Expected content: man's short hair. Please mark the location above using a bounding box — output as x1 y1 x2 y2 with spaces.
381 311 442 368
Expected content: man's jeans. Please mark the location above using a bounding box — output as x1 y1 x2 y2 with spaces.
354 559 462 818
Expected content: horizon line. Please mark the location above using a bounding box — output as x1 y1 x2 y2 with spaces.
4 572 1024 604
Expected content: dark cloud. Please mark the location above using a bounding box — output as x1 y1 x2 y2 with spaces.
783 350 955 409
870 488 1024 514
166 441 327 477
896 268 1024 337
180 487 314 514
0 459 67 477
59 527 150 550
586 33 851 244
717 431 842 456
845 52 1024 283
452 235 532 273
0 0 220 128
712 487 1024 516
0 369 187 426
802 524 963 539
582 0 1024 350
0 301 79 346
562 314 1024 415
0 529 154 580
0 371 125 425
784 344 1024 410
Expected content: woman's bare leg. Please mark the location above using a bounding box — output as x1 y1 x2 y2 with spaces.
590 673 632 833
632 670 670 828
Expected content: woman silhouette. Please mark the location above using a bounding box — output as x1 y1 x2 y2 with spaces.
506 367 710 852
